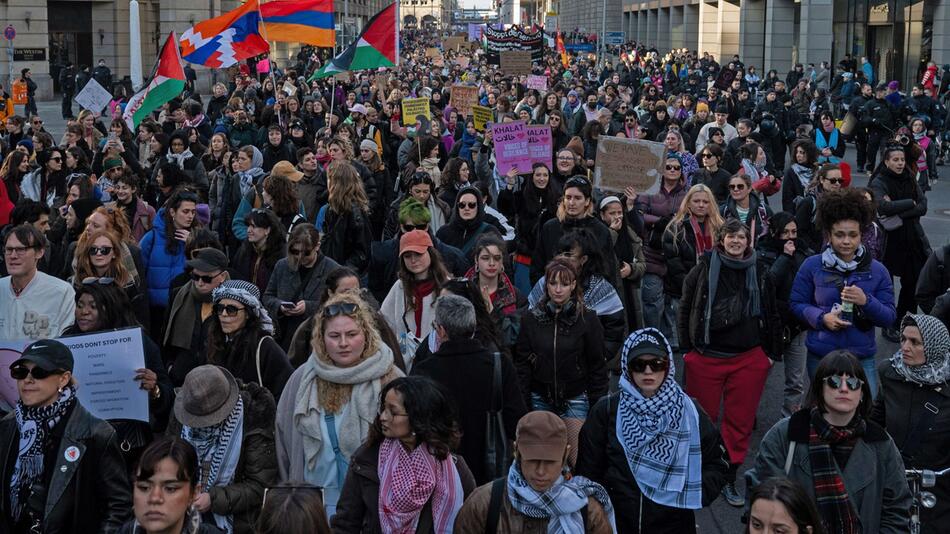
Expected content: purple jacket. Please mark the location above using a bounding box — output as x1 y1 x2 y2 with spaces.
789 253 896 359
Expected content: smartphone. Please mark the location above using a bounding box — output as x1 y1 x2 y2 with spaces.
280 301 295 309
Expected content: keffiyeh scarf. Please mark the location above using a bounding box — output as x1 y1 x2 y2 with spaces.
528 275 623 316
11 384 77 520
377 438 464 533
809 408 864 534
166 149 195 169
507 462 617 533
616 328 703 509
821 245 866 274
792 163 814 189
891 314 950 386
181 396 245 534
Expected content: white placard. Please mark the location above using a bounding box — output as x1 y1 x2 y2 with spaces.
74 78 113 115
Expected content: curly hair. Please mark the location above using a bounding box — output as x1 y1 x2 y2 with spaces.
440 157 470 191
73 280 140 330
328 136 354 160
262 173 300 217
368 376 461 460
816 188 875 232
311 291 385 413
791 139 819 167
87 205 135 245
327 161 370 214
74 229 132 288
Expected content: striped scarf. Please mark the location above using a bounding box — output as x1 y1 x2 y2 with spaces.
377 438 463 533
809 408 863 534
506 462 617 534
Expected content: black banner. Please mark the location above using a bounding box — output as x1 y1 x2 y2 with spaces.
484 25 543 65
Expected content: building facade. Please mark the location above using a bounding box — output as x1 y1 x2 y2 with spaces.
401 0 456 29
557 0 624 35
622 0 949 91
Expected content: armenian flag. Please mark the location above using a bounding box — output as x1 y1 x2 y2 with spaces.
261 0 335 47
180 0 270 69
309 2 398 80
124 32 186 130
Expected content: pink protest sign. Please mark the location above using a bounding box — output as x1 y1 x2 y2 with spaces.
526 75 548 91
491 120 530 174
526 125 552 168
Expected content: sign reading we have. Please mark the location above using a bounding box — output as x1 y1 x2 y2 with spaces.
526 125 553 168
594 136 666 193
450 85 478 117
491 120 530 174
401 97 431 126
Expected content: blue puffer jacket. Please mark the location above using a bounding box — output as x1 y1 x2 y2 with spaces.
789 251 896 359
139 208 186 308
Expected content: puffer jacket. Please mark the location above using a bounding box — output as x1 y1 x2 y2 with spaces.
167 380 279 534
576 393 729 533
139 208 187 308
514 301 608 409
789 252 896 359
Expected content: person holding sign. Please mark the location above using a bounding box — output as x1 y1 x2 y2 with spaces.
0 338 132 532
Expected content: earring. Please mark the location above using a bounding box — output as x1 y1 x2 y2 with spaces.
58 387 63 393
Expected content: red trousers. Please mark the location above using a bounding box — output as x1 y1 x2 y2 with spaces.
684 346 771 464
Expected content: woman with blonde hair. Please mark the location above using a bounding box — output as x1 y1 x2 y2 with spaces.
663 184 724 307
322 161 373 272
77 109 104 151
275 291 403 517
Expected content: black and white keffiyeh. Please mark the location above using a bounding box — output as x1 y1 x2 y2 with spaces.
213 280 274 334
11 384 77 520
891 314 950 386
616 328 703 509
506 462 616 533
528 275 623 316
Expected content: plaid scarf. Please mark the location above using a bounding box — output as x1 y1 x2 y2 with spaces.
465 267 518 316
377 438 464 533
809 408 864 534
506 463 616 534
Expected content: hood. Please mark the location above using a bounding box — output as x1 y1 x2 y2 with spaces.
449 185 485 230
153 207 169 234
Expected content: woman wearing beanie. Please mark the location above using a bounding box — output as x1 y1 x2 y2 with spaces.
577 328 729 532
205 279 293 400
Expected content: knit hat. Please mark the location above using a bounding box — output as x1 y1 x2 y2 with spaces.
103 157 124 172
174 365 240 428
70 198 103 228
16 139 33 153
887 80 899 90
695 102 709 113
360 139 379 153
213 280 274 333
714 103 730 114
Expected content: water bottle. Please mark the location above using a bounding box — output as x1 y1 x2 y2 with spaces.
840 283 854 323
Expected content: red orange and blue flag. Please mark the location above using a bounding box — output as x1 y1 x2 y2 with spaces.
261 0 335 47
180 0 270 69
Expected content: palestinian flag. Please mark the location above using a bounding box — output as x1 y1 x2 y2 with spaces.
309 2 397 80
124 32 186 130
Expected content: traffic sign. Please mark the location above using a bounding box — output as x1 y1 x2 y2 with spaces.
3 26 15 41
604 31 625 45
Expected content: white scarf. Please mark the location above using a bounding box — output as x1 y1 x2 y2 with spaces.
166 148 195 169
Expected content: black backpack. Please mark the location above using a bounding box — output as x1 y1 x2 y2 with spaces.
484 477 588 533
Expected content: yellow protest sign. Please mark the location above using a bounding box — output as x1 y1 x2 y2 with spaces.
401 97 431 126
472 105 493 131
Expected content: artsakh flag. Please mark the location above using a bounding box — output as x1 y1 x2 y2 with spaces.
180 0 270 69
261 0 335 47
123 32 186 130
309 2 398 80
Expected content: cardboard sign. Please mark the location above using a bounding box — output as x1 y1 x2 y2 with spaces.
456 56 470 69
594 136 666 193
426 47 442 58
281 81 297 96
401 97 431 126
526 75 548 91
500 50 533 76
10 80 26 105
472 105 493 131
450 85 478 117
491 120 530 174
526 125 553 168
74 78 113 115
443 36 466 53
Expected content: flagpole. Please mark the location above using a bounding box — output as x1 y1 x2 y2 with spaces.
395 1 400 67
256 0 283 129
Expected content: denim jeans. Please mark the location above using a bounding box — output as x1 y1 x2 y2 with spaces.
641 273 679 349
782 332 808 417
531 392 589 419
807 351 879 399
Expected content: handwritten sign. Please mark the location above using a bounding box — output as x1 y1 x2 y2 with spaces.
0 328 149 421
472 105 493 132
426 47 442 58
450 85 478 117
401 97 431 126
443 36 466 53
491 120 530 174
456 56 470 69
500 50 533 76
526 125 553 168
74 78 113 115
526 75 548 91
593 136 666 193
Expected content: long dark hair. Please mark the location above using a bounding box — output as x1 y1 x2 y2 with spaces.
206 295 265 367
243 208 287 268
805 350 873 420
747 478 826 534
73 282 140 331
443 277 504 351
397 246 449 319
368 376 461 460
257 484 331 534
556 229 608 284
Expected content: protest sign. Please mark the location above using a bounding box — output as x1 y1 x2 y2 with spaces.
526 75 548 91
75 78 113 115
401 97 431 126
483 25 544 63
594 136 666 193
0 328 149 421
281 81 297 96
491 120 530 174
456 56 470 69
526 125 553 168
472 105 493 131
500 50 533 76
11 80 27 105
443 36 466 53
426 47 442 58
450 85 478 117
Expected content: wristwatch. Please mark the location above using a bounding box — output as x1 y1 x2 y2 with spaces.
150 387 161 401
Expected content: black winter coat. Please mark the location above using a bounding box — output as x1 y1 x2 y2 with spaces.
260 141 296 173
410 339 527 485
576 392 730 534
869 166 931 278
757 235 812 346
661 218 708 298
0 401 132 533
514 302 608 409
322 205 373 272
496 184 560 257
532 215 619 286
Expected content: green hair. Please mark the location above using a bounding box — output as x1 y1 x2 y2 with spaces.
398 197 431 225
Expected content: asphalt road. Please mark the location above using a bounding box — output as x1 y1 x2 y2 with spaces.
30 100 950 532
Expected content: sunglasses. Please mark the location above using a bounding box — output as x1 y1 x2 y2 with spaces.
213 303 245 316
402 223 428 232
11 365 63 381
665 165 681 171
565 177 589 188
87 246 114 256
49 157 62 162
324 302 358 317
81 276 115 285
191 272 222 284
458 202 478 209
289 247 314 256
729 184 747 191
824 374 864 391
701 153 715 158
628 357 670 373
823 177 845 185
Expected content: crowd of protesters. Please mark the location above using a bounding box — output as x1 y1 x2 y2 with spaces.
0 25 949 534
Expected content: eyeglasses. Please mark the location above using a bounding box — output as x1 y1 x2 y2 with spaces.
565 177 589 188
458 202 477 209
213 303 245 316
665 165 681 171
628 357 670 373
32 120 42 125
701 153 715 159
191 272 222 284
49 157 62 163
824 374 864 392
81 277 115 285
4 245 33 256
556 156 575 161
11 365 63 381
823 177 845 185
324 302 358 317
289 247 314 256
87 246 114 256
729 184 747 191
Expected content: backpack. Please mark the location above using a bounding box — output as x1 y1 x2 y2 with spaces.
485 477 588 534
